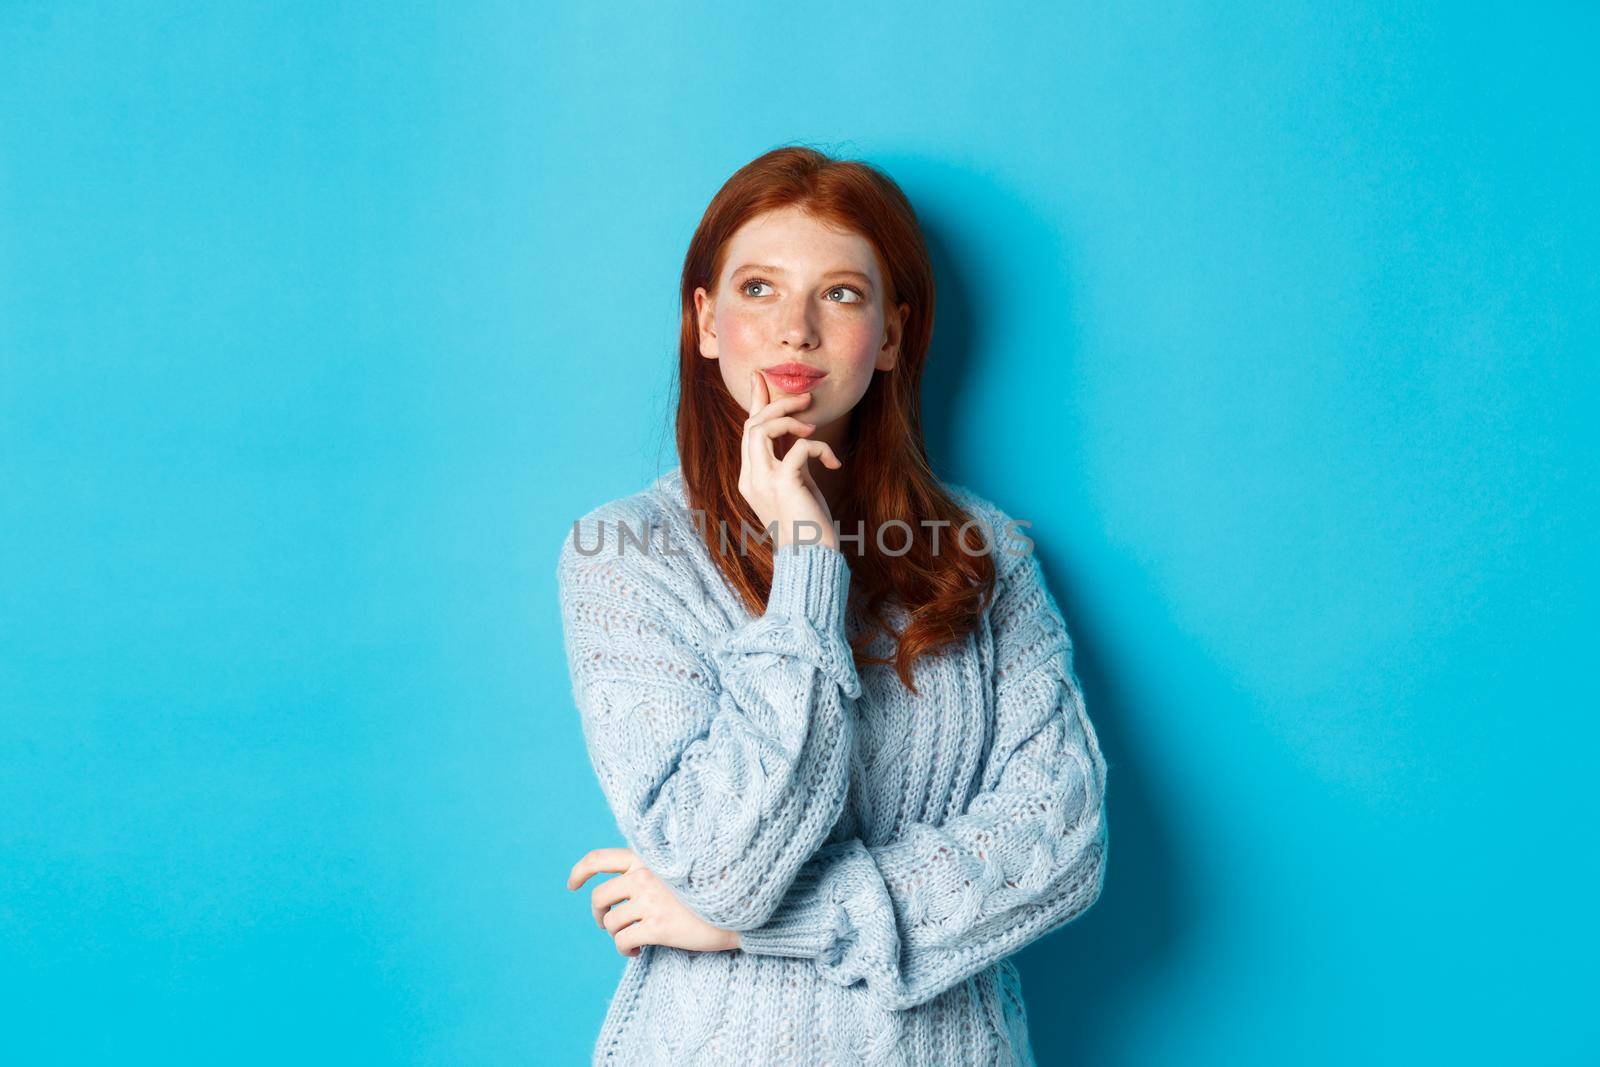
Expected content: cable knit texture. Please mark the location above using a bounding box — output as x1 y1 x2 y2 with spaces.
557 467 1109 1066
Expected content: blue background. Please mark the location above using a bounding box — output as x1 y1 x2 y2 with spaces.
3 2 1594 1063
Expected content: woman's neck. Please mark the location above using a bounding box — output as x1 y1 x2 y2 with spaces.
809 411 853 515
778 410 852 516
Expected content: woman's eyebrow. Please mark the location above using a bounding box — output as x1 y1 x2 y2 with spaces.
730 263 873 285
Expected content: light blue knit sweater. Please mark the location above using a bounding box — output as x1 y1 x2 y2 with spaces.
557 467 1109 1066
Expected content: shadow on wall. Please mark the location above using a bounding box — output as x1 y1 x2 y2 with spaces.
1012 587 1189 1064
909 163 1192 1063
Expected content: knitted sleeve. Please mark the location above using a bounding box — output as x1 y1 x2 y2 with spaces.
557 519 863 931
734 547 1109 1012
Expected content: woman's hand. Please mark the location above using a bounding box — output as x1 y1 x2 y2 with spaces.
740 370 842 551
567 847 742 957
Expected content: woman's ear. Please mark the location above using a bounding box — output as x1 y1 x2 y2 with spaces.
877 301 909 371
694 287 719 359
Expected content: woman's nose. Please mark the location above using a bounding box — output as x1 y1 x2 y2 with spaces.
778 299 820 349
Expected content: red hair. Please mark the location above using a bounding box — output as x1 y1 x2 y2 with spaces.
675 144 997 694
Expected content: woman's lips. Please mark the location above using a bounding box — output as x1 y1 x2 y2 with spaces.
762 365 827 394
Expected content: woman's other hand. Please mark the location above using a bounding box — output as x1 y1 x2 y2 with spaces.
739 370 842 551
567 847 742 957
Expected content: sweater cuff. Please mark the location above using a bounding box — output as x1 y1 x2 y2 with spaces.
739 844 851 966
738 840 895 972
736 855 840 959
766 542 851 636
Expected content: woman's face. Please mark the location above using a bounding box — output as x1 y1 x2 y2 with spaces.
694 206 909 448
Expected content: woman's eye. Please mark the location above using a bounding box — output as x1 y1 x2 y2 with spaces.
740 279 862 302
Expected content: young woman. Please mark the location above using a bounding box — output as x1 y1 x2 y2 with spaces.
559 146 1109 1066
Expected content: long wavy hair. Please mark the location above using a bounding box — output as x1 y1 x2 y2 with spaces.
675 145 997 694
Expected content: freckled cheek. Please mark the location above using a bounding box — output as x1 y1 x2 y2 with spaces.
718 312 765 361
833 321 882 373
